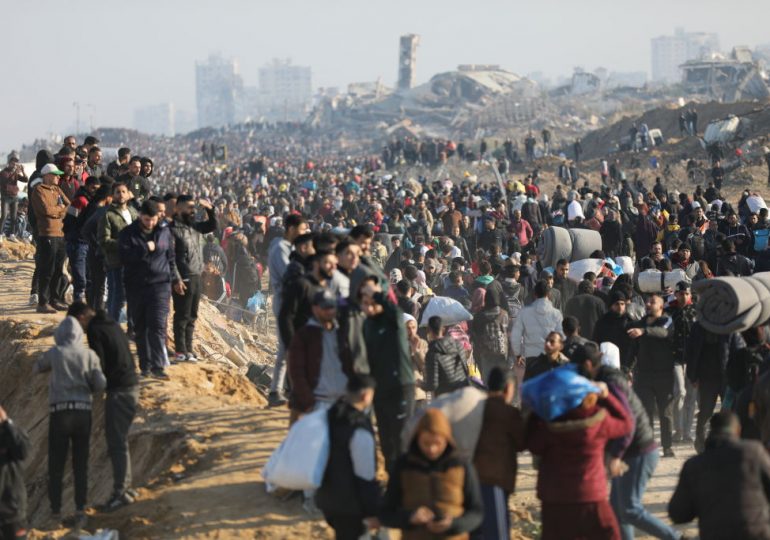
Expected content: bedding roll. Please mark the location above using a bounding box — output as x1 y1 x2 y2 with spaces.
694 274 769 334
569 228 602 261
538 226 573 268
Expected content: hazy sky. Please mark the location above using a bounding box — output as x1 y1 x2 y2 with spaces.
3 0 769 154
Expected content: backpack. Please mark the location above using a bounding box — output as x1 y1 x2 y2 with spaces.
470 287 487 314
475 309 509 357
504 287 523 331
754 229 770 253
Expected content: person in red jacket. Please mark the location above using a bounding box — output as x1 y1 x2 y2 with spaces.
527 380 633 540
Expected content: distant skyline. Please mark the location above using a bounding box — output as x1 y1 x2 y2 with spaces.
2 0 769 154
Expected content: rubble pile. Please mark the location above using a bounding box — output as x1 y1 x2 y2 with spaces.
306 64 690 155
579 99 770 160
682 47 770 102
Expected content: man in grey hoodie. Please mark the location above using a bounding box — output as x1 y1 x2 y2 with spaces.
35 316 106 530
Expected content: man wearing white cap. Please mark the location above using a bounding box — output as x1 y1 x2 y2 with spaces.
30 164 70 313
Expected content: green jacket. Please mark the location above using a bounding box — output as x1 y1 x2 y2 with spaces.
362 292 415 395
98 204 138 270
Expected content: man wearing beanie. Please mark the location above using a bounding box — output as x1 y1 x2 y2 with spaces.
593 291 634 372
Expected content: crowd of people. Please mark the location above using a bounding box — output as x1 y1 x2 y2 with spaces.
3 125 770 540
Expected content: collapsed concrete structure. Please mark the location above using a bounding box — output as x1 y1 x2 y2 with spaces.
681 47 770 102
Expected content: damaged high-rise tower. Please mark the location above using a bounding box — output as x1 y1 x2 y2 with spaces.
398 34 420 91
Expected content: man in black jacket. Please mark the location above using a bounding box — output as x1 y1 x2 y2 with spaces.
715 239 753 276
170 195 217 363
629 295 677 457
80 185 113 310
117 157 151 208
278 250 337 348
668 283 697 444
686 322 745 454
477 217 505 254
315 374 380 539
553 259 578 308
118 200 182 379
572 343 682 540
0 405 29 540
593 291 634 371
280 233 315 302
564 280 606 340
69 302 139 511
424 316 468 396
669 411 770 539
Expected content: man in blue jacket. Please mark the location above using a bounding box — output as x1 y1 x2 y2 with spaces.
119 199 182 379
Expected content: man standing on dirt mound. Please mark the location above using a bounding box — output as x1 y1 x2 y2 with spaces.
170 195 217 364
267 214 309 406
30 164 70 314
98 183 138 323
119 200 183 380
68 302 139 512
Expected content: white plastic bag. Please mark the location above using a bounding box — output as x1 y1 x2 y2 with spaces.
600 342 621 369
420 296 473 326
614 256 634 277
262 407 330 491
747 195 768 214
567 259 604 282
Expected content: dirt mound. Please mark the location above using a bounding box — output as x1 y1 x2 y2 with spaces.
166 363 267 406
580 99 770 160
0 317 193 530
0 239 36 261
0 261 292 538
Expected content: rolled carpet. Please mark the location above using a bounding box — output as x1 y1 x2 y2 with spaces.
694 273 770 334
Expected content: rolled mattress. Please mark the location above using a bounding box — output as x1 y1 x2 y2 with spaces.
694 272 770 334
637 269 690 293
537 226 601 268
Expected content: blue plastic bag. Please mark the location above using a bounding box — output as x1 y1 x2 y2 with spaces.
246 291 267 312
521 364 600 421
604 257 624 275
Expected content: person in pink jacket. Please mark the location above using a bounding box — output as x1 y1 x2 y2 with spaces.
510 209 533 248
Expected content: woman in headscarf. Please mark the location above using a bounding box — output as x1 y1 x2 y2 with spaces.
404 313 429 408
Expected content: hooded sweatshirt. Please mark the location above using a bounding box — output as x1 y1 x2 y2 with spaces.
35 316 106 407
380 409 484 537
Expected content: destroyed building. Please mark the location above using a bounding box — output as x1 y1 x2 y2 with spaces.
306 64 544 141
398 34 420 91
681 47 770 102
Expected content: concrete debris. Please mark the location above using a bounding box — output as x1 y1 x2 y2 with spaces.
682 47 770 102
306 63 685 155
